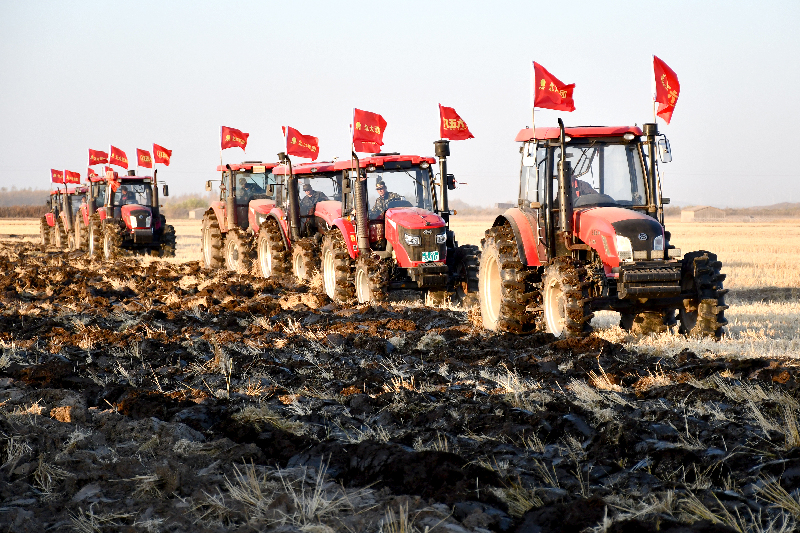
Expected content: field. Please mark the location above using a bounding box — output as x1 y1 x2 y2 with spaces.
1 218 800 532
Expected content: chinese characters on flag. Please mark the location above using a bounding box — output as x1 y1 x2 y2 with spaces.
653 56 680 124
221 126 249 151
352 109 387 153
283 126 319 161
137 149 153 168
64 170 81 184
153 144 172 166
109 145 128 169
532 62 576 112
51 169 64 183
438 104 474 140
88 149 108 166
88 168 98 178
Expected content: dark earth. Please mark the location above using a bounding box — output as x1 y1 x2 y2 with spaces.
1 239 799 532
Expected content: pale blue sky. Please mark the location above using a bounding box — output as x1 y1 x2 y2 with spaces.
1 1 798 206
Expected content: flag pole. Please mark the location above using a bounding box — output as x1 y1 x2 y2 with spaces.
651 55 657 123
219 127 223 167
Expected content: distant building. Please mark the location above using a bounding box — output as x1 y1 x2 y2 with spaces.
680 206 725 222
494 202 516 209
188 208 206 219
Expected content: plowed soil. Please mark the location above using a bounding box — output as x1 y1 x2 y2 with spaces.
1 239 799 532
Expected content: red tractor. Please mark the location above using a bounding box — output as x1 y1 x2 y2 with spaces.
40 186 88 250
87 170 175 259
478 120 727 339
201 162 281 273
272 141 479 304
72 174 107 251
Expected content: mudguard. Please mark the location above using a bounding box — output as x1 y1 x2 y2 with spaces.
99 209 108 221
45 212 55 227
314 200 342 228
331 218 358 259
493 208 544 266
79 205 88 226
209 201 227 233
248 199 277 233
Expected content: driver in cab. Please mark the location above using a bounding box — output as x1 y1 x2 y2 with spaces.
369 180 402 218
120 187 137 205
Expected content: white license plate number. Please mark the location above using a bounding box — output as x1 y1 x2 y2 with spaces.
421 251 439 262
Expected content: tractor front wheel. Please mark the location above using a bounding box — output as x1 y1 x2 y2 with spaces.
88 217 102 258
54 220 67 249
39 217 51 247
321 231 353 303
103 224 123 261
225 230 252 273
159 224 176 258
542 257 593 338
201 213 223 268
256 219 287 278
291 239 318 283
354 256 388 304
75 216 87 251
679 251 728 340
453 244 480 307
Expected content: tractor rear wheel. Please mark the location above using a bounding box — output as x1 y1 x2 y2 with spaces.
354 256 388 304
75 216 87 251
224 230 252 273
453 244 480 307
256 219 287 278
67 231 77 251
542 257 593 338
201 213 224 268
292 238 318 282
479 225 539 333
54 220 67 249
88 216 102 258
679 251 728 340
39 217 51 246
322 231 354 303
103 224 124 261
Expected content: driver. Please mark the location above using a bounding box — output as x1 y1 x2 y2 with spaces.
299 183 328 216
121 187 137 205
370 179 402 218
572 178 597 199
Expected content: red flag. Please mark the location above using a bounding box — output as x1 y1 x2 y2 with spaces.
283 126 319 161
653 56 680 124
137 148 153 168
64 170 81 184
532 62 576 112
439 104 474 140
352 109 387 152
109 145 128 169
153 143 172 166
51 169 64 183
88 149 108 166
221 126 249 151
88 168 98 178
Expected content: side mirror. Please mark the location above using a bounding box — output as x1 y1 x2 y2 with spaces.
205 180 213 192
661 197 671 205
162 184 169 197
446 174 456 190
658 138 672 163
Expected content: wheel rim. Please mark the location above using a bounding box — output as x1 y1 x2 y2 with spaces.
225 239 238 271
89 228 96 254
293 251 306 280
355 266 370 304
260 238 273 277
55 228 62 247
481 253 502 324
323 248 336 299
202 225 212 267
544 276 565 336
103 232 112 260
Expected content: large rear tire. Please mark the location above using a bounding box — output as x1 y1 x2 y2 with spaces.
542 257 593 338
159 224 176 258
321 231 354 303
256 219 288 278
679 251 728 340
103 224 124 261
39 217 51 247
291 238 318 283
452 244 480 307
75 216 87 251
54 220 67 249
478 225 540 333
354 256 388 304
224 229 252 273
88 216 102 258
201 213 224 269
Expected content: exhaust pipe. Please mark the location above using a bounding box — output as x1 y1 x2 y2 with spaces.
225 165 236 231
351 151 370 256
557 118 573 235
152 168 160 222
434 140 450 224
643 123 659 216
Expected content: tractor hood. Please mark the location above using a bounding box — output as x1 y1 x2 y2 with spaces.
383 207 445 230
121 204 153 230
249 199 276 215
576 207 665 268
314 200 342 226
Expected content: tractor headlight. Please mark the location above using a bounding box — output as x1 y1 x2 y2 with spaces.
145 216 151 227
404 234 421 246
653 235 664 251
129 215 138 228
436 233 446 244
615 235 633 262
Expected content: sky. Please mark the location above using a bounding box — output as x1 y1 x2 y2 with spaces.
1 0 799 207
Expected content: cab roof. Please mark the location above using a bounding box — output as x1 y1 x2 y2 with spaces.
515 126 644 142
271 154 436 176
216 162 279 172
50 186 88 195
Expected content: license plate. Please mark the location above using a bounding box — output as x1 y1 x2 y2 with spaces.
421 251 439 262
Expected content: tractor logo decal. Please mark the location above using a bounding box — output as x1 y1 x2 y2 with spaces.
422 229 432 235
638 233 648 241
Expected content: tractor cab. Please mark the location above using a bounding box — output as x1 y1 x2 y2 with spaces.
212 162 279 231
271 161 342 239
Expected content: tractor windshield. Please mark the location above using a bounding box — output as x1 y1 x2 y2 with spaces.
364 166 433 219
554 142 647 208
114 183 153 206
234 171 276 205
70 195 85 214
93 183 106 207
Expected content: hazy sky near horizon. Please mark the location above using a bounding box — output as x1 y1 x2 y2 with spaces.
1 1 798 207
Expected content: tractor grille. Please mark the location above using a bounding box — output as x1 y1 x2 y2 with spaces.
130 209 150 228
400 226 447 263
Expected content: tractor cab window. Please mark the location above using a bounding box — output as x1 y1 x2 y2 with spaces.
114 183 153 206
552 142 647 208
234 171 275 205
294 174 339 216
520 141 548 203
70 195 85 214
364 166 433 220
93 183 106 207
